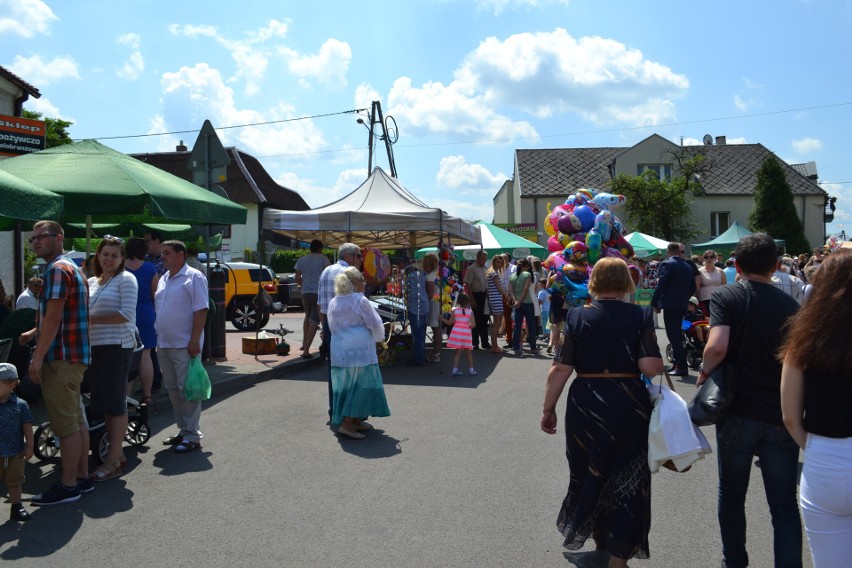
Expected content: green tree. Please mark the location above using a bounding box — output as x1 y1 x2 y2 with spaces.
22 109 73 148
609 153 708 242
748 156 810 254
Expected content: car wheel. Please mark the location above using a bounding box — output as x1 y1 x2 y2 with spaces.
231 300 270 331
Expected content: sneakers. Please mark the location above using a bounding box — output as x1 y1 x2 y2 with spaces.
469 369 478 376
77 477 95 494
31 482 81 506
10 503 30 522
451 369 463 376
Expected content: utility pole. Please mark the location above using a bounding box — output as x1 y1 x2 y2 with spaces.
358 101 399 178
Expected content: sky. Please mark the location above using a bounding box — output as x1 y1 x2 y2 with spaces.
2 0 851 241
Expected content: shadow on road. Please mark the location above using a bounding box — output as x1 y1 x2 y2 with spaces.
563 549 610 567
334 428 404 459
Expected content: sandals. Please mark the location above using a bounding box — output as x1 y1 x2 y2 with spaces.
489 347 503 354
91 458 124 482
337 427 364 439
300 352 314 359
174 440 202 454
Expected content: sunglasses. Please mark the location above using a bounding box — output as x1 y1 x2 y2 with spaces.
103 234 124 244
28 233 58 244
704 255 716 259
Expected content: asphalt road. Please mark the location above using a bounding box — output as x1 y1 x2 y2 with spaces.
0 324 812 567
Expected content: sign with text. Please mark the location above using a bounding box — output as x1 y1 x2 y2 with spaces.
495 223 539 244
0 114 46 156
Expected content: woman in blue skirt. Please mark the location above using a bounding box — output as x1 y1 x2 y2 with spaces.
327 267 390 439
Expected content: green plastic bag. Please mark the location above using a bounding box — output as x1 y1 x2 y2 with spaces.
184 356 212 401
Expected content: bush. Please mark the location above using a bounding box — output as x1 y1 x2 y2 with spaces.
269 249 335 273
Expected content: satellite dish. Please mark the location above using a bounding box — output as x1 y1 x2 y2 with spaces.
703 134 713 146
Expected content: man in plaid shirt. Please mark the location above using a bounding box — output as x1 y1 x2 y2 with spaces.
20 220 92 505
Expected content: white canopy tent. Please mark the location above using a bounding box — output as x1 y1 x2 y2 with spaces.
263 167 481 249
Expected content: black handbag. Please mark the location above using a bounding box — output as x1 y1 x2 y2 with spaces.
688 281 750 426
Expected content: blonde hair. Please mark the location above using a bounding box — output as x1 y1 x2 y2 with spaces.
334 266 364 295
421 253 438 274
588 257 635 297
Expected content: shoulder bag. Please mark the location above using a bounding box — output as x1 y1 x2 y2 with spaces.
688 281 750 426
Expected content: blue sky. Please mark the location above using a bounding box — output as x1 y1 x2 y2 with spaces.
2 0 850 240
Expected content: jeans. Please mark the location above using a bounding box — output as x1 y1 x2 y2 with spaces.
512 303 536 352
408 311 428 364
716 415 802 568
663 308 687 369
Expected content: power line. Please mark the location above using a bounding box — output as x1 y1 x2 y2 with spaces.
82 108 368 141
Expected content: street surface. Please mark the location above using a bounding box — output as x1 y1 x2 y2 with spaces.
1 311 812 567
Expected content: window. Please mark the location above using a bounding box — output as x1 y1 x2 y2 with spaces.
637 164 672 180
710 212 730 237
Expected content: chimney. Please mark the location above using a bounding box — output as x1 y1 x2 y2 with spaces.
715 136 726 146
176 140 188 152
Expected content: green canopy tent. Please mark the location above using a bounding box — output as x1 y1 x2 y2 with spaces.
414 221 546 261
0 169 64 230
624 231 670 258
0 139 247 226
691 220 785 254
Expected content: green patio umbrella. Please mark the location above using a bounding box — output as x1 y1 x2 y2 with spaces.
0 139 246 226
0 169 64 230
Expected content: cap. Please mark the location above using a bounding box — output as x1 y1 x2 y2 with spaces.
0 363 18 381
688 296 699 306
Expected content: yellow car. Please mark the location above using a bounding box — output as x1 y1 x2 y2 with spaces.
217 262 278 331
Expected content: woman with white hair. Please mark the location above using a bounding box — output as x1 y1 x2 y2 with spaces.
326 267 391 439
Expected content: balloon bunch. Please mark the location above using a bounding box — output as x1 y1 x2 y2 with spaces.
363 248 392 282
825 235 841 253
542 187 636 302
438 270 464 319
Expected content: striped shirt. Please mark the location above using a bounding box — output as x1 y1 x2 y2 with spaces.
39 255 90 365
88 271 138 347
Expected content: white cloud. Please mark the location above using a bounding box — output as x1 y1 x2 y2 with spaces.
792 137 822 154
474 0 571 16
683 135 747 146
0 0 57 38
169 20 288 96
734 95 748 111
8 54 80 86
742 77 762 90
429 196 493 222
154 63 327 158
456 28 689 126
116 33 144 80
274 168 364 208
278 38 352 90
23 96 66 120
388 76 539 141
354 83 382 111
436 155 506 197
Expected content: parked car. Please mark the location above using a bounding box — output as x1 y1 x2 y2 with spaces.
276 273 303 308
217 262 279 331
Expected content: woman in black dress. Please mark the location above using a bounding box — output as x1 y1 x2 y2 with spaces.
541 257 663 568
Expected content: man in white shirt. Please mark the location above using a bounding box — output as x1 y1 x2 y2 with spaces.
294 239 330 358
154 240 209 453
15 277 42 310
771 256 804 305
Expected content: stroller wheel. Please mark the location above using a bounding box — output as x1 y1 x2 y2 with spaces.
686 350 701 370
665 344 673 363
95 429 109 464
34 422 60 461
125 419 150 446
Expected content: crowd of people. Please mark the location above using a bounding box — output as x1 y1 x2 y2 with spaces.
0 228 848 568
0 222 209 519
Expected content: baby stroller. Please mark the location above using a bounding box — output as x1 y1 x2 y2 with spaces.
33 339 151 464
665 319 709 371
